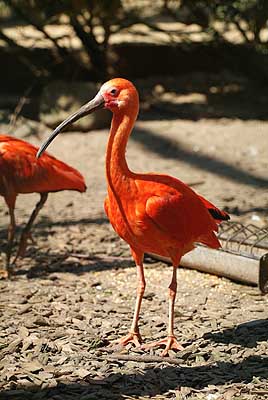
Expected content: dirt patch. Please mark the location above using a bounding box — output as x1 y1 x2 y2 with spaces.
0 78 268 399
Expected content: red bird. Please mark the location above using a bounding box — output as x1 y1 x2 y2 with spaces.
0 134 86 277
37 78 229 356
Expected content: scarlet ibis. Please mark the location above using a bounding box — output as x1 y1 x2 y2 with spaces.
37 78 229 356
0 134 86 277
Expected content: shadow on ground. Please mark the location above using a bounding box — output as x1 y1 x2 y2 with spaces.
0 215 109 239
18 252 134 278
204 319 268 348
132 126 268 189
0 215 134 278
0 354 267 399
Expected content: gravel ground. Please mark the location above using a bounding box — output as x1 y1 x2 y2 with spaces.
0 75 268 399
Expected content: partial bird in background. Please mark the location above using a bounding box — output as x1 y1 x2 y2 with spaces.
37 78 229 356
0 134 86 277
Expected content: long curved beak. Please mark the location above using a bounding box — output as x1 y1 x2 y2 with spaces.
36 91 105 158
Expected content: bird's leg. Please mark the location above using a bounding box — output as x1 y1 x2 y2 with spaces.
120 263 146 346
116 252 146 347
142 265 183 356
14 193 48 262
3 203 16 277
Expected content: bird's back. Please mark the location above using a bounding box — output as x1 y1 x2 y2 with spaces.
0 134 86 194
106 171 229 262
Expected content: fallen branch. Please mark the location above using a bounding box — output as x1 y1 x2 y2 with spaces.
95 352 214 368
105 353 183 365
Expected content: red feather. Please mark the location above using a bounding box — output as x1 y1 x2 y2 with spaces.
0 134 86 195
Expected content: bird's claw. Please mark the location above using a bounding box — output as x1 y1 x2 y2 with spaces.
115 330 143 348
141 335 184 357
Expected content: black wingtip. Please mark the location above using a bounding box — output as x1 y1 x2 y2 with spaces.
208 208 230 221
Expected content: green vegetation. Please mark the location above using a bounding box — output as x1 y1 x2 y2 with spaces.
0 0 267 80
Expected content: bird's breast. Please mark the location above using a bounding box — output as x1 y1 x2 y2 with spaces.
104 190 175 257
104 191 141 244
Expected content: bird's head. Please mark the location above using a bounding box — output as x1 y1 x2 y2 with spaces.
36 78 139 158
101 78 139 113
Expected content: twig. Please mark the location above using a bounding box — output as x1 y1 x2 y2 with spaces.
233 20 251 43
68 253 96 259
8 84 34 132
187 180 205 187
105 353 183 365
92 347 184 365
97 352 214 368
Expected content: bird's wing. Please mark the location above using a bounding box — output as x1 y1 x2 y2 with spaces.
0 136 86 193
197 194 230 222
145 192 220 248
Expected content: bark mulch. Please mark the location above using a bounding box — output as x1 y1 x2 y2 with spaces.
0 227 268 399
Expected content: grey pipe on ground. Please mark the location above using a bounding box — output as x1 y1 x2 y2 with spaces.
148 247 268 294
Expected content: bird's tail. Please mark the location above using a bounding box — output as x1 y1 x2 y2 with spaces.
40 155 87 193
197 230 221 249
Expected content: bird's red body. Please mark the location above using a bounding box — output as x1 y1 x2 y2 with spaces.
105 173 223 265
0 134 86 274
0 134 85 197
38 78 229 355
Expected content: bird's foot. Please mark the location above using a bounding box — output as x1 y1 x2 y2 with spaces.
0 253 14 280
115 330 143 348
141 335 183 357
1 253 14 279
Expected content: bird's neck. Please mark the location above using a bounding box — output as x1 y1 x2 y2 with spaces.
106 111 136 188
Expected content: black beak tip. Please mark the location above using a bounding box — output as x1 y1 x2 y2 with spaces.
36 145 45 159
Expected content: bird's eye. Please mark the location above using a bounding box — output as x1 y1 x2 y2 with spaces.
110 88 118 96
